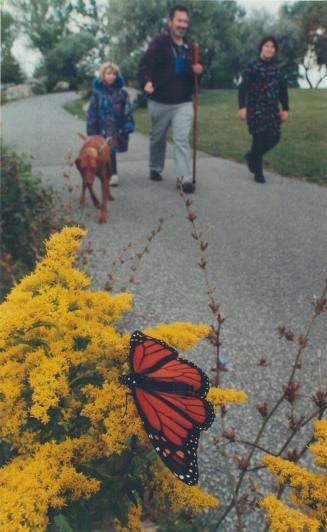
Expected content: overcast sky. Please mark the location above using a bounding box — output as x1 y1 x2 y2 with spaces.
238 0 294 14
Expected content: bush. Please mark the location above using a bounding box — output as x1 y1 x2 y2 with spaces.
1 53 25 85
261 420 327 530
0 227 220 531
0 147 58 300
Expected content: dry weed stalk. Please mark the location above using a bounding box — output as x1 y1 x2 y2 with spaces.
106 217 165 293
178 186 225 387
63 147 80 223
178 188 327 529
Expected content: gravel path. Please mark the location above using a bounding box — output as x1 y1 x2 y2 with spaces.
3 92 327 530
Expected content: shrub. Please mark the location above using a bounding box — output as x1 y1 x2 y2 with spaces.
0 147 58 300
261 419 327 531
0 227 221 531
1 53 25 85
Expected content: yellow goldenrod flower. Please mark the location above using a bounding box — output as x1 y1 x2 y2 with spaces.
148 462 219 514
144 322 209 352
262 419 327 531
309 419 327 469
261 495 320 531
207 387 247 412
0 226 235 531
0 440 99 531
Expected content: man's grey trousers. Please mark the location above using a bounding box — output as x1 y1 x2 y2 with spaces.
148 100 194 184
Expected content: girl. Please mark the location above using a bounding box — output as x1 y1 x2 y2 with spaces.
87 62 134 186
238 36 289 183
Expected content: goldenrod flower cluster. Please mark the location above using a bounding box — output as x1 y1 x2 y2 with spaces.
261 496 320 532
261 419 327 531
309 419 327 469
207 387 247 412
0 227 226 530
149 462 219 514
0 440 100 532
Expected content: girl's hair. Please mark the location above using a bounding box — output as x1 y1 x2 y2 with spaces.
99 62 120 80
258 36 279 54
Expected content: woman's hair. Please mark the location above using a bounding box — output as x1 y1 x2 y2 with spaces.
99 62 120 80
258 36 279 54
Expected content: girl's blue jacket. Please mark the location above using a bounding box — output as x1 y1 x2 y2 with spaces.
86 76 134 153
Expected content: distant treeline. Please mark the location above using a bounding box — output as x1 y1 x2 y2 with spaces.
2 1 327 89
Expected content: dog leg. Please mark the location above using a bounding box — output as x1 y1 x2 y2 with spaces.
106 160 114 201
98 176 108 223
80 181 87 205
108 182 114 201
88 185 100 209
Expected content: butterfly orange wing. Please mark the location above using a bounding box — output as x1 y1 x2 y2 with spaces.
128 331 215 485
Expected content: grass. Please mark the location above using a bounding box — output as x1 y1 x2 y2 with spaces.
64 89 327 185
63 99 87 120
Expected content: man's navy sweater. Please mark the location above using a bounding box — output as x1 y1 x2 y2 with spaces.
138 33 196 104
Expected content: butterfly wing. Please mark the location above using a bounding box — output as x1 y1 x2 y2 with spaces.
127 331 215 484
132 387 215 485
130 330 209 397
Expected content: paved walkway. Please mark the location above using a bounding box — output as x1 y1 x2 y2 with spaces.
2 92 327 529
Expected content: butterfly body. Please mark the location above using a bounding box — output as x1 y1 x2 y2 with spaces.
120 373 196 394
120 330 215 485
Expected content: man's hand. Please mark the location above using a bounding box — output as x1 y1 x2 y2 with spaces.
238 108 247 120
192 63 203 76
144 81 154 94
280 110 289 122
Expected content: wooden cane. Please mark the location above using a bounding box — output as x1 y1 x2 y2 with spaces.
192 42 200 185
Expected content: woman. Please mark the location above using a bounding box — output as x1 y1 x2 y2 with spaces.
238 36 289 183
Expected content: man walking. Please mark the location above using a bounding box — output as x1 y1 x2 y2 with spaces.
138 4 203 193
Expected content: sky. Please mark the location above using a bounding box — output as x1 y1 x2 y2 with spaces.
238 0 294 14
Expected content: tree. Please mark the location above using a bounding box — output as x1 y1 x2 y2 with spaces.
1 10 24 83
281 1 327 88
42 31 97 90
12 0 74 56
12 0 110 84
105 0 246 89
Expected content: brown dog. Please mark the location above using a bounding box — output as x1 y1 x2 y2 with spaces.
75 135 113 223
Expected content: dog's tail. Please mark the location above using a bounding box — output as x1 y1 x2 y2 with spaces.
78 132 87 141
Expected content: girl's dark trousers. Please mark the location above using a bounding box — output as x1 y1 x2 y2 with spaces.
111 151 117 174
250 129 280 178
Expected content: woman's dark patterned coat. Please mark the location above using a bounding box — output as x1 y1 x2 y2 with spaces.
87 77 134 153
238 58 289 136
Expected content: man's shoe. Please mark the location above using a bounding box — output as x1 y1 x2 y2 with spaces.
150 170 163 181
254 174 266 183
181 182 195 194
245 152 255 173
110 174 119 186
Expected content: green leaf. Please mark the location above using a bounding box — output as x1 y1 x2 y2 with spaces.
53 514 74 532
75 502 92 532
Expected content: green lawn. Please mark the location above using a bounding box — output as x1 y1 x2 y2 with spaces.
64 89 327 185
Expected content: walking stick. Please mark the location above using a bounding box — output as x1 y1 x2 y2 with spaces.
192 42 200 185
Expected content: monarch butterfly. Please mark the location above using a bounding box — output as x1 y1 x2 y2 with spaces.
119 330 215 485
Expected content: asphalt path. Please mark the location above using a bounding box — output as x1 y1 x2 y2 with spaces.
2 92 327 529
